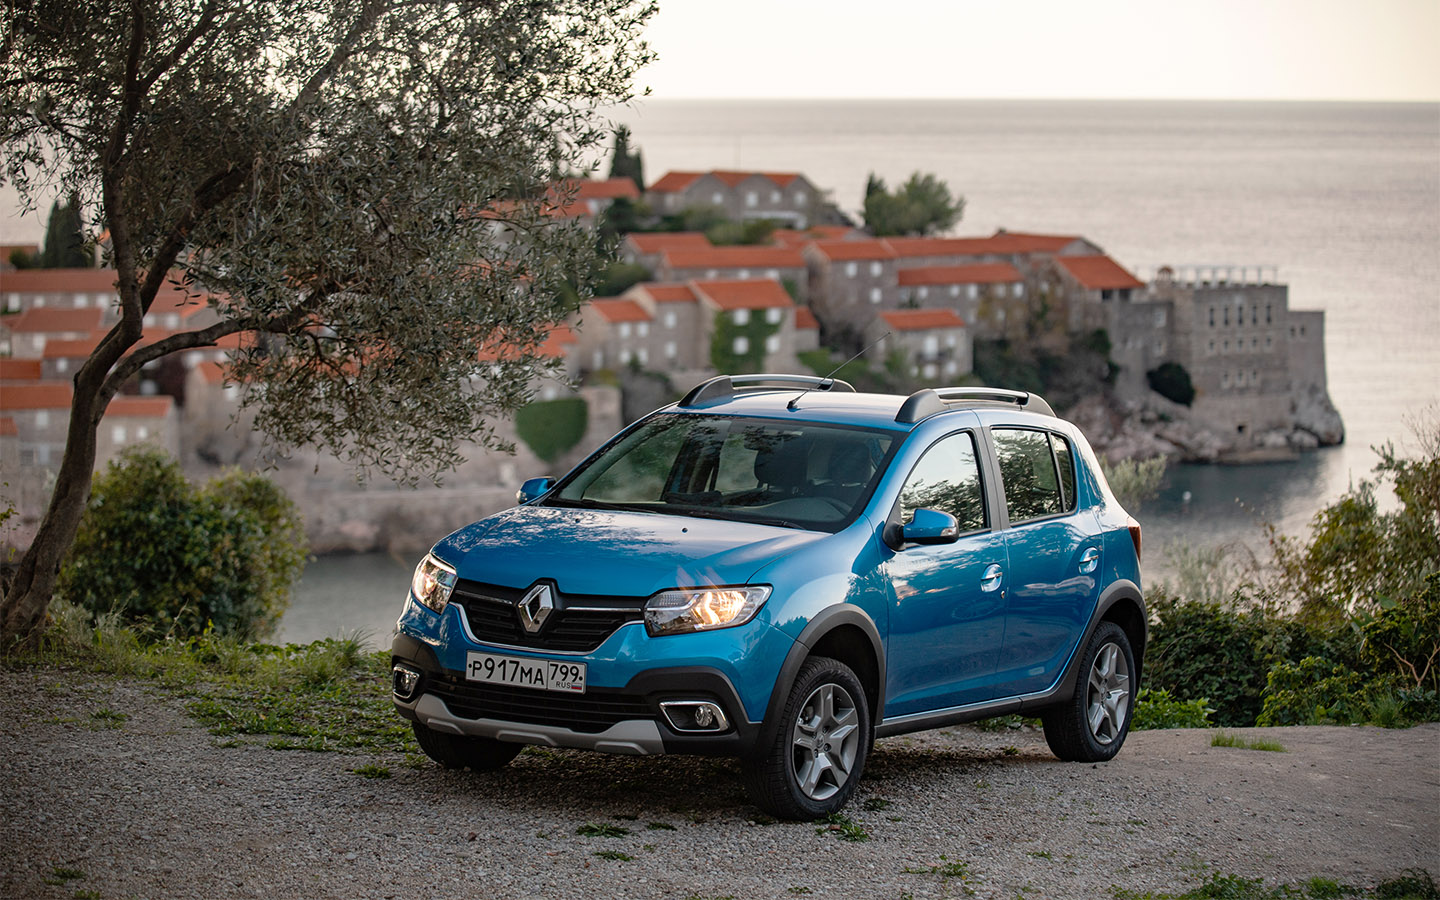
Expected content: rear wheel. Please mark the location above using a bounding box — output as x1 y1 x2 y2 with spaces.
411 721 523 772
742 657 871 820
1042 621 1135 762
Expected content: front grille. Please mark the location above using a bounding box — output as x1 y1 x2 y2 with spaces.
427 674 653 733
452 579 645 652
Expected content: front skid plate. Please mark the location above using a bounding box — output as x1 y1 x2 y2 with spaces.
405 692 665 755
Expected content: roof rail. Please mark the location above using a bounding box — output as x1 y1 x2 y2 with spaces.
678 374 856 408
895 387 1055 424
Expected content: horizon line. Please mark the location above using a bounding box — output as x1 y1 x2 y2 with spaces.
624 95 1439 105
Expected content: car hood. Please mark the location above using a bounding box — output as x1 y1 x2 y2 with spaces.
432 505 828 597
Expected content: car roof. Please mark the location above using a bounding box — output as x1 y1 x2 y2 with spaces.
665 375 1060 431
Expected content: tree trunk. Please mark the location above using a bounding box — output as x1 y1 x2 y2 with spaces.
1 359 115 645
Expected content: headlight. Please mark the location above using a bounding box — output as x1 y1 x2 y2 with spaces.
644 585 771 636
410 553 458 613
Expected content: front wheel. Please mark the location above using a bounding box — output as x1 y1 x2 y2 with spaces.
742 656 871 820
411 721 523 772
1042 621 1135 762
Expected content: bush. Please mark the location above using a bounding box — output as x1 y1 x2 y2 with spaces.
1131 687 1213 730
57 448 306 641
515 396 588 463
1257 656 1368 726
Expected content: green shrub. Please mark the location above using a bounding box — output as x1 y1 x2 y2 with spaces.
1361 572 1440 694
57 447 306 641
515 396 588 463
1146 361 1196 406
1132 687 1213 730
1257 656 1368 726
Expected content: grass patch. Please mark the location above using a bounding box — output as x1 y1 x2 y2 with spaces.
861 797 891 811
1211 732 1287 753
903 858 972 879
646 821 677 831
593 850 634 861
353 763 391 779
45 865 85 885
4 605 413 758
1112 869 1438 899
576 822 630 838
815 812 869 842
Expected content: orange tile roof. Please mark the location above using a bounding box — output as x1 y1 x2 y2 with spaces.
0 416 16 437
661 246 805 270
0 359 42 380
4 306 105 333
795 307 819 330
879 309 967 331
590 299 651 323
624 232 713 254
194 360 227 385
770 225 857 246
808 239 896 262
147 288 213 319
691 279 794 311
1055 255 1145 290
898 263 1022 286
567 177 641 201
990 230 1082 253
41 336 102 358
108 395 173 417
649 170 806 192
0 382 73 410
632 282 698 303
648 171 705 193
0 268 121 294
883 236 1011 258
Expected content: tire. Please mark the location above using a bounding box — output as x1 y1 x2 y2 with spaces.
1042 621 1136 762
742 657 871 820
411 721 523 772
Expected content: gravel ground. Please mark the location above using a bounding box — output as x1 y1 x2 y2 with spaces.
2 669 1437 900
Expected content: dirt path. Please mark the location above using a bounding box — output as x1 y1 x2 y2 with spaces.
2 670 1436 899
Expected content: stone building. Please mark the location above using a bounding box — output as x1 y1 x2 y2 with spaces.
865 309 972 381
802 239 899 336
646 170 823 228
653 245 808 301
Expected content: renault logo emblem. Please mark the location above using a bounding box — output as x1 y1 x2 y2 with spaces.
517 583 555 634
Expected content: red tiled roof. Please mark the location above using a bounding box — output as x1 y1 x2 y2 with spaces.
568 177 641 201
147 288 213 319
991 230 1082 253
898 263 1022 286
0 268 120 294
808 239 896 262
194 360 227 385
624 232 713 254
883 237 1009 258
661 246 805 270
649 170 805 192
691 279 794 311
795 308 819 330
4 306 105 334
879 309 967 331
1055 255 1145 290
590 299 651 323
771 225 856 246
108 396 173 417
0 416 16 437
632 282 698 303
41 336 102 358
648 171 705 193
0 359 42 380
0 382 73 410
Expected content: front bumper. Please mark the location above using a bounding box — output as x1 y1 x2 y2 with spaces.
391 632 767 757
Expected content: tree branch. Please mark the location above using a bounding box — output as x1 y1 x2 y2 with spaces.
141 1 225 91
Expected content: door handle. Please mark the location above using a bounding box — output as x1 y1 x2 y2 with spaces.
980 563 1003 593
1079 547 1100 575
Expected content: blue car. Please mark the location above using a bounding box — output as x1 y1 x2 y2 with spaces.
391 374 1145 819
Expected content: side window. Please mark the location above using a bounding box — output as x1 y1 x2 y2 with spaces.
897 432 986 533
993 428 1076 523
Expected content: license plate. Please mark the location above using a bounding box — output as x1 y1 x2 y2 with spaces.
464 651 586 694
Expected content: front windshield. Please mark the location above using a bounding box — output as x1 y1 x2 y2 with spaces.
548 414 898 532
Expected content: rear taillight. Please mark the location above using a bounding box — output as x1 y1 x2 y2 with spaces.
1127 516 1142 564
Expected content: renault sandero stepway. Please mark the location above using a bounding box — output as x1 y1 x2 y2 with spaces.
391 375 1145 819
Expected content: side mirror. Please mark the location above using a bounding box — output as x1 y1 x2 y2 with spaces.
902 508 959 545
516 476 555 505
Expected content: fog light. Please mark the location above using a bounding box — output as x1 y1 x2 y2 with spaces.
659 700 730 733
392 664 421 700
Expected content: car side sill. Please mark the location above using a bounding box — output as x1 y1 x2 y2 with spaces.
405 692 665 755
875 688 1057 739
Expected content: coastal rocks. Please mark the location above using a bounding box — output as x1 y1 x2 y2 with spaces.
1291 383 1345 446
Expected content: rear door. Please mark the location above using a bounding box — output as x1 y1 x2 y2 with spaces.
989 427 1103 697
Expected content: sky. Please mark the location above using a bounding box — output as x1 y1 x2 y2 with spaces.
637 0 1440 101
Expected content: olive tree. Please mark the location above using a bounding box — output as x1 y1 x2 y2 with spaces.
0 0 655 642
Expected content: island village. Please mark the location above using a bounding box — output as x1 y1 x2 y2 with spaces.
0 167 1343 555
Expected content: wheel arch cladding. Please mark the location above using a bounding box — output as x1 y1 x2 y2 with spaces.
1098 583 1147 687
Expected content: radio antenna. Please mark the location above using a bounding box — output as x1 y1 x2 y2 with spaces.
787 331 891 411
